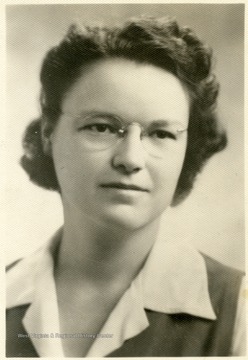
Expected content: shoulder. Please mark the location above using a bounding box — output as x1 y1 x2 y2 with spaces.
201 254 246 356
201 253 244 323
6 258 23 272
201 252 244 290
6 243 52 309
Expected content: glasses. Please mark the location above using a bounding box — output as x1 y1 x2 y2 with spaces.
66 112 188 158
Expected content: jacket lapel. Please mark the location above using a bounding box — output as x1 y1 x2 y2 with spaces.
6 304 39 357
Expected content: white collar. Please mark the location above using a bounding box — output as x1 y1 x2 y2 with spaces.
7 229 216 357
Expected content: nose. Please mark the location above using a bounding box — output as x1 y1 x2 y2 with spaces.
112 124 146 174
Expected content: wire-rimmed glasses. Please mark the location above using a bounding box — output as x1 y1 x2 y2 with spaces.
64 112 188 158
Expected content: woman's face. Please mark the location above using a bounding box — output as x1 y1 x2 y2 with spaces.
51 59 189 230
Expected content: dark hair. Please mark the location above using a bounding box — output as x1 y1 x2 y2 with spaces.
20 16 227 206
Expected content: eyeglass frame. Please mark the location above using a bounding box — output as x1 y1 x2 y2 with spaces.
55 110 189 158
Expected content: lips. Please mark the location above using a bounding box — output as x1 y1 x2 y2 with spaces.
100 182 149 192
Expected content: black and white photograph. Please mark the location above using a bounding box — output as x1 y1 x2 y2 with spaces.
5 2 246 357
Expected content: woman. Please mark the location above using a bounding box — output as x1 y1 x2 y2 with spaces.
6 16 245 357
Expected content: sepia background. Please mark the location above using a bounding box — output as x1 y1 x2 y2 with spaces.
5 3 245 270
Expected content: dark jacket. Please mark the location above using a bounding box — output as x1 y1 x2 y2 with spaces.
6 254 244 357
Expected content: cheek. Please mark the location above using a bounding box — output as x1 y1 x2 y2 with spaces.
52 137 107 192
51 132 82 191
152 146 187 195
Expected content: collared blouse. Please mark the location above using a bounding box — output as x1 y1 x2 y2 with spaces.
6 229 246 357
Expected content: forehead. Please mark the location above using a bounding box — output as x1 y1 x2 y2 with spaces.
61 58 190 126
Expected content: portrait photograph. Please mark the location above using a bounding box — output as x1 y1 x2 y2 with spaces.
4 1 246 357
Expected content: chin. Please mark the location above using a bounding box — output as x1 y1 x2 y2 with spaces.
97 205 161 232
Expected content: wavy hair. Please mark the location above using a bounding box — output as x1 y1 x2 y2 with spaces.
20 16 227 206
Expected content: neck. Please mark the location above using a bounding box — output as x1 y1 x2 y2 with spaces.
55 205 160 286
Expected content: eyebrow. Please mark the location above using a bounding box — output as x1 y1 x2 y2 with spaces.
148 119 186 128
72 110 186 128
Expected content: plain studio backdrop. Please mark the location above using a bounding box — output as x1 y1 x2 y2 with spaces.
5 3 244 270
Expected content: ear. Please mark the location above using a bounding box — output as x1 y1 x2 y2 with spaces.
41 120 54 156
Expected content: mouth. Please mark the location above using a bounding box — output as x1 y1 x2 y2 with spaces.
100 183 149 192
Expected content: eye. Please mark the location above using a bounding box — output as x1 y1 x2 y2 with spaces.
150 129 176 140
79 123 117 134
